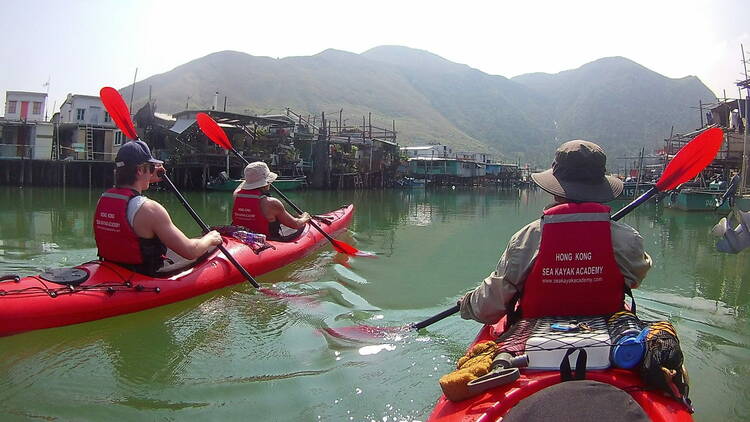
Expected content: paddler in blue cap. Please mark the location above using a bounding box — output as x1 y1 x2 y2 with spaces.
459 140 652 323
93 140 221 275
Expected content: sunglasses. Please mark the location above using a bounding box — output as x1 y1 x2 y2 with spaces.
139 163 156 173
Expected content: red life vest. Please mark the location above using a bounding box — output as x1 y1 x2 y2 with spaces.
519 202 625 318
93 188 166 274
232 189 271 236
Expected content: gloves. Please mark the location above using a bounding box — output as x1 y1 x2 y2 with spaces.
439 341 498 402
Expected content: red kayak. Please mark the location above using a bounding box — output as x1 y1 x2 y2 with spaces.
0 204 354 337
428 316 693 422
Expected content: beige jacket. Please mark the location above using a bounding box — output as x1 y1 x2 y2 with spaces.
459 218 652 325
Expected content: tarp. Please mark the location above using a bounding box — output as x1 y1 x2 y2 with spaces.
169 118 196 134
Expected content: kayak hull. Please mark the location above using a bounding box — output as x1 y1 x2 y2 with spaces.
427 319 693 422
0 204 354 337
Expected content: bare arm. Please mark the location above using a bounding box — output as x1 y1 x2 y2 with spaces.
266 198 310 229
133 200 222 260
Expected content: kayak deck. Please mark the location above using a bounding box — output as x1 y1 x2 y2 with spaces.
428 319 693 422
0 204 354 337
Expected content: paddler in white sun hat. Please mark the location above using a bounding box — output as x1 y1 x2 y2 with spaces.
232 161 311 241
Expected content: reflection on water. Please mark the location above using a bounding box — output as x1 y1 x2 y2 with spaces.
0 186 748 421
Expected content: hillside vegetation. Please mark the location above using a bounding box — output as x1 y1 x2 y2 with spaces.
123 46 716 165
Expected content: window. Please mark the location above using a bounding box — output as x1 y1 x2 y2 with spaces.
76 108 85 121
114 131 123 146
7 101 16 114
32 102 42 115
104 111 111 122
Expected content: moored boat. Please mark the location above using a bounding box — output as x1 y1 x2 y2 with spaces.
619 181 655 199
428 315 693 422
665 189 729 212
396 177 427 188
0 204 354 337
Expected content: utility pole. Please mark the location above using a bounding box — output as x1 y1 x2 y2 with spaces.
43 75 50 120
740 43 749 194
129 67 138 115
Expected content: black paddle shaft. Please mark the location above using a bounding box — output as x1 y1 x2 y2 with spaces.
160 172 261 288
412 304 460 330
269 185 338 243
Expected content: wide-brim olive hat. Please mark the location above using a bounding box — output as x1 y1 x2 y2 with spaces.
531 140 623 203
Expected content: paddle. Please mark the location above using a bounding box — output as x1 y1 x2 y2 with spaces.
195 112 373 257
329 127 725 339
611 127 724 220
99 87 263 289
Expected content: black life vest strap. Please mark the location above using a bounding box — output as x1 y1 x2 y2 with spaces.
625 285 637 314
560 347 587 382
506 290 523 326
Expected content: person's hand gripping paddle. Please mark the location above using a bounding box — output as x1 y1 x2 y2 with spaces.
195 112 373 257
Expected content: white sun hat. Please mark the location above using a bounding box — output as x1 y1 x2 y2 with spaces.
240 161 278 190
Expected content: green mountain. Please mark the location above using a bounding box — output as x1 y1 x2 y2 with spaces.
124 48 488 153
511 56 716 163
123 46 716 165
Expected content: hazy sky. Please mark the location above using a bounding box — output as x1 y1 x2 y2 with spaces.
2 0 749 116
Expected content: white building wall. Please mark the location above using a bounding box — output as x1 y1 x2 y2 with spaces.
33 123 54 159
59 95 115 126
454 151 494 163
400 144 453 158
4 92 48 122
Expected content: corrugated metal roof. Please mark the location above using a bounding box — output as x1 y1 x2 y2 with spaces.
170 118 196 134
400 146 439 150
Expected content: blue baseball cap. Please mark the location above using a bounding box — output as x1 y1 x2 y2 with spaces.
115 140 163 167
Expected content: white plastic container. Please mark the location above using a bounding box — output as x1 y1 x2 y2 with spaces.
525 316 612 370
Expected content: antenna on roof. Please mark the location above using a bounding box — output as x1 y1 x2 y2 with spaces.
42 76 51 120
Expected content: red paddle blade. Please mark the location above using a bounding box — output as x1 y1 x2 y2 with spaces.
331 239 376 258
656 127 723 191
99 87 138 140
319 324 410 342
258 288 321 305
196 112 233 150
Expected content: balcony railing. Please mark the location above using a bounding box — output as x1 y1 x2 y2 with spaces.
0 143 34 159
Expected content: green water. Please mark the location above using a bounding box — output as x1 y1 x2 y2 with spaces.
0 186 748 421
